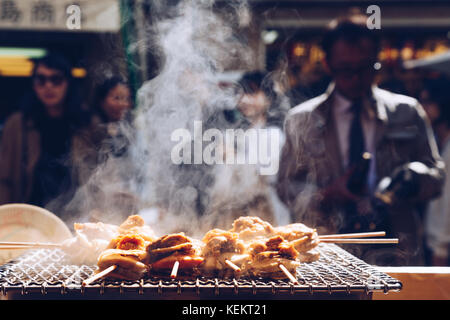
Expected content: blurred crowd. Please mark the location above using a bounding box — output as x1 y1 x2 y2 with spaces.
0 54 134 215
0 13 449 267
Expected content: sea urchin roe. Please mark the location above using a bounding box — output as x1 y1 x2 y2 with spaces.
116 234 147 250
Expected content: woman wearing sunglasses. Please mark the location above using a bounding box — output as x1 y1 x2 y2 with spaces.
0 53 89 215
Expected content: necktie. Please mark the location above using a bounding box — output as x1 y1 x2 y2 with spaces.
344 102 371 234
348 101 366 168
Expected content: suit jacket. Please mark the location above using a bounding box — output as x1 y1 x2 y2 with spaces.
277 83 445 265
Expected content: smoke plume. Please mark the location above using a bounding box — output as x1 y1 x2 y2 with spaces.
64 0 291 238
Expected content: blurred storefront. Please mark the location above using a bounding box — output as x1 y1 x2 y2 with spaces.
249 0 450 100
1 0 449 123
0 0 126 124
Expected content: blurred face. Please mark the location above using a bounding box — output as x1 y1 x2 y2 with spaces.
100 84 132 122
326 38 377 101
238 91 269 121
33 64 69 118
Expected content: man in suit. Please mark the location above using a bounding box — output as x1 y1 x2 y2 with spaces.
277 14 445 265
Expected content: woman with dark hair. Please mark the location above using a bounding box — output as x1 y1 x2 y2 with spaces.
69 75 135 224
0 53 89 210
71 75 133 187
92 76 133 124
236 71 288 129
204 71 291 229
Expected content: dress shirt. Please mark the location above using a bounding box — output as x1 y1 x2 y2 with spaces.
332 91 377 192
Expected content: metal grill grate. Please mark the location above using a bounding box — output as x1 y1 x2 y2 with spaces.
0 243 401 298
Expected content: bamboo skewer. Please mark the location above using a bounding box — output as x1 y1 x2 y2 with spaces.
171 261 180 279
83 265 117 286
0 246 48 250
319 238 398 244
2 228 396 288
225 259 241 273
0 242 61 250
319 231 386 239
278 264 299 285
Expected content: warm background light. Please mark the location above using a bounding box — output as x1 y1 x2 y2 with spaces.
0 47 86 78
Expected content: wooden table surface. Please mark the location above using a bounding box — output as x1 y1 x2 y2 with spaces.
373 267 450 300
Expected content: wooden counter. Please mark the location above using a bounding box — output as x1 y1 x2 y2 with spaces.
373 267 450 300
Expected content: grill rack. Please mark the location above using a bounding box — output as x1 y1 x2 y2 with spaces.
0 243 402 299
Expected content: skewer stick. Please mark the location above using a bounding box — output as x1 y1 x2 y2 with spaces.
0 246 45 250
82 265 117 286
319 231 386 239
225 259 241 273
319 238 398 244
0 242 61 249
171 261 180 279
278 264 299 285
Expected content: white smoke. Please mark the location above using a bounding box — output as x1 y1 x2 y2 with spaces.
65 0 290 237
131 0 256 236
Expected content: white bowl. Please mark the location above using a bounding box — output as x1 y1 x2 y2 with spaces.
0 203 72 264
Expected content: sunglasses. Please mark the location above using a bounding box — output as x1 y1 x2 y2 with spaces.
33 74 66 87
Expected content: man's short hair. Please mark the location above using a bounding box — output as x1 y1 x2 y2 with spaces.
321 13 381 61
